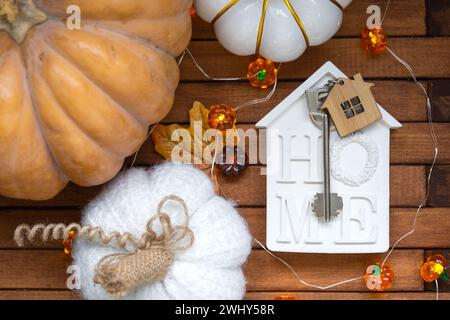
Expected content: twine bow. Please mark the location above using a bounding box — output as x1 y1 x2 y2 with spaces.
93 195 194 297
14 195 194 298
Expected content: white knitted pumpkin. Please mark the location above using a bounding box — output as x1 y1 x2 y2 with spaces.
194 0 352 62
74 163 253 300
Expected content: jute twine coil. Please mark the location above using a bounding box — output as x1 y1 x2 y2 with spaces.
14 195 194 297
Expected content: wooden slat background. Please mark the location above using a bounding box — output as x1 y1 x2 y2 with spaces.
1 0 449 300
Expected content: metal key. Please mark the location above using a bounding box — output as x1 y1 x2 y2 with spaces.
306 88 343 223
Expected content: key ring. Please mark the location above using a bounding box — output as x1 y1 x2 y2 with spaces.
307 78 346 130
325 79 345 88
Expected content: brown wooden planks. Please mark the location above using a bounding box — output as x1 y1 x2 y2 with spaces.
429 165 450 207
0 290 79 300
191 0 426 39
427 0 450 36
180 39 450 81
389 208 450 248
430 80 450 122
390 166 426 207
170 81 428 124
0 250 70 289
0 249 423 292
3 207 449 250
390 123 450 164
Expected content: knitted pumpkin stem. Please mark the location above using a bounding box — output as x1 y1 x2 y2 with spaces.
0 0 47 43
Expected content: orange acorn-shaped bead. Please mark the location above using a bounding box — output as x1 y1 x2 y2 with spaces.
247 57 277 89
189 6 197 18
275 294 298 300
420 255 448 282
207 104 236 131
364 263 395 291
361 26 388 55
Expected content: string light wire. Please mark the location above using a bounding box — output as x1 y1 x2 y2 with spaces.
381 47 439 269
177 29 441 297
381 0 392 25
178 48 279 111
435 280 439 301
254 238 364 290
127 122 160 169
179 48 248 81
382 46 440 300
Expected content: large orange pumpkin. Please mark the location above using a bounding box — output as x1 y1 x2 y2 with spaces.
0 0 192 200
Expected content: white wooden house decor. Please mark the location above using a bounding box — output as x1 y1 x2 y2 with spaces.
256 62 402 253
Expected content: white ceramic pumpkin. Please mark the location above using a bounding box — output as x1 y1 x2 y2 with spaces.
195 0 352 62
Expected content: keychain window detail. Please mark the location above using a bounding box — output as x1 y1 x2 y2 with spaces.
341 96 365 119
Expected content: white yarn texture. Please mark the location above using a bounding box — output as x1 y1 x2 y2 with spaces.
73 163 253 300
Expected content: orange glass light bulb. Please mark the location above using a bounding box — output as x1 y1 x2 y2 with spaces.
189 6 197 18
68 230 77 239
361 26 388 55
63 239 72 255
63 230 77 256
207 104 236 131
364 263 395 291
420 255 448 282
247 57 277 89
275 295 298 300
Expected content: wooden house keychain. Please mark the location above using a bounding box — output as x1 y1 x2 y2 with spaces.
306 73 382 223
322 74 382 137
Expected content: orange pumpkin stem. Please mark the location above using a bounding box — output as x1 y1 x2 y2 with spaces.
0 0 47 43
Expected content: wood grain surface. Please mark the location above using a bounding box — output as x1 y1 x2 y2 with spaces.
1 1 449 300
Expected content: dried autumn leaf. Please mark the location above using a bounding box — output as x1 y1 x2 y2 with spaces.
151 124 183 161
188 101 210 133
188 101 212 164
151 102 215 165
151 101 237 194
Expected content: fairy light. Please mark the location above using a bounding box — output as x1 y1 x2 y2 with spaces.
207 104 236 131
361 26 388 54
247 57 278 89
63 229 77 256
189 6 197 18
420 255 449 282
275 295 298 300
217 114 225 122
364 264 395 291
